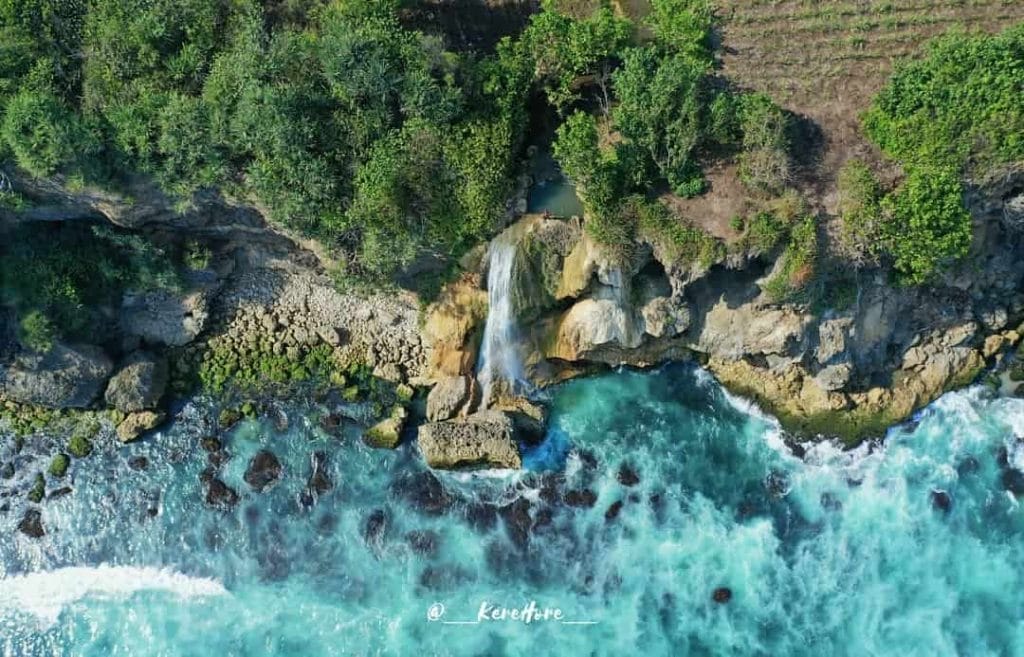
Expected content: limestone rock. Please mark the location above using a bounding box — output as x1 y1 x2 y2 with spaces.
816 318 852 364
642 297 691 339
121 289 208 347
694 301 810 359
2 343 113 408
421 276 488 379
104 351 168 412
426 376 478 422
547 298 644 361
364 406 409 449
814 363 853 392
116 410 166 442
418 410 523 470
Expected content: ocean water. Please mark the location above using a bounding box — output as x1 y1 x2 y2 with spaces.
1 364 1023 656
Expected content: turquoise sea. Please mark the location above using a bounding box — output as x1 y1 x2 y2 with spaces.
2 363 1023 656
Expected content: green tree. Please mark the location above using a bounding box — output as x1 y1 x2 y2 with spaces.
882 168 972 285
1 89 82 176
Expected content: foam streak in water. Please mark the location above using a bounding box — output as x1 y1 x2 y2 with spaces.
0 565 227 628
478 236 523 401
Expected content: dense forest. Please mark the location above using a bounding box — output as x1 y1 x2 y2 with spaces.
1 0 1022 350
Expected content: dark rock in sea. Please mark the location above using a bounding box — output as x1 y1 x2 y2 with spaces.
48 487 73 500
18 508 45 538
537 474 563 505
0 462 14 480
464 502 498 531
820 492 843 512
649 493 666 524
200 436 222 453
364 508 389 553
712 587 732 604
205 478 239 509
419 564 471 591
208 449 231 468
244 504 261 526
564 489 597 508
315 512 338 535
269 407 289 433
956 456 980 476
405 530 441 557
931 489 952 513
127 456 149 471
604 500 624 523
300 451 333 508
997 446 1010 468
764 470 789 498
0 502 9 514
1002 468 1024 496
245 450 283 492
533 506 554 533
617 463 640 487
199 466 216 485
575 449 599 470
499 497 532 548
319 413 343 433
391 470 453 516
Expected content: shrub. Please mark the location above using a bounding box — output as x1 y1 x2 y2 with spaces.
633 197 724 268
762 215 819 302
737 93 791 194
18 310 55 353
1 89 83 177
881 167 972 285
836 160 884 267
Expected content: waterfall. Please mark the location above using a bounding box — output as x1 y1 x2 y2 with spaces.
477 235 524 404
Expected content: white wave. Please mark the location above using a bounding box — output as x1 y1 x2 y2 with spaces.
0 565 227 628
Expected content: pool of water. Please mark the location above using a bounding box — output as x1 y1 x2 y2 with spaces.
526 179 584 218
2 364 1023 656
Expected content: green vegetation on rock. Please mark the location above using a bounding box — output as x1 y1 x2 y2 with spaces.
48 453 69 478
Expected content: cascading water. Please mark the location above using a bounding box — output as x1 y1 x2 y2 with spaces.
477 234 524 403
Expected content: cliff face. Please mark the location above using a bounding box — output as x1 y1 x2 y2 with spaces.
423 168 1024 443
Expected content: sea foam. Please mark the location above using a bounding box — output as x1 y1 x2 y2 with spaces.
0 565 227 628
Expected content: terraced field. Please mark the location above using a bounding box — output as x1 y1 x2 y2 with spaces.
719 0 1024 208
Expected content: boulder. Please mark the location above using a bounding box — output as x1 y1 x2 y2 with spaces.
244 450 282 492
547 298 645 362
2 343 113 408
120 289 208 347
18 509 45 538
426 376 478 421
418 410 523 470
116 410 166 442
642 297 691 339
205 478 239 508
814 363 852 392
363 406 409 449
104 351 168 412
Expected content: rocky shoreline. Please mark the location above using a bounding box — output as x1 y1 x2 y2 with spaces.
3 165 1024 496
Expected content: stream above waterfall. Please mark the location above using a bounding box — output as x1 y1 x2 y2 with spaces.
2 364 1024 656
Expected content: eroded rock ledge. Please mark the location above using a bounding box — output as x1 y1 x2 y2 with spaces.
421 170 1024 446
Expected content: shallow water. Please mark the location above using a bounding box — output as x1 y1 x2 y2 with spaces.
2 364 1023 656
526 179 584 218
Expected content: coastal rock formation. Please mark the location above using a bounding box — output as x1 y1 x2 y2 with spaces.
105 351 168 412
116 410 166 442
1 343 113 408
426 376 479 421
363 406 409 449
418 411 523 469
244 450 283 492
121 289 209 347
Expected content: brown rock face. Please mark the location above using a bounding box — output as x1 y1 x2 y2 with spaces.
421 274 488 379
426 376 479 421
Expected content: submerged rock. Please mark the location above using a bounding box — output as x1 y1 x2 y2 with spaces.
2 343 113 408
17 508 44 538
391 470 454 516
931 489 952 513
405 529 441 557
712 587 732 604
363 508 389 553
417 410 523 470
104 351 168 412
564 489 597 508
205 478 239 509
301 451 333 507
244 450 282 492
617 464 640 487
604 500 624 522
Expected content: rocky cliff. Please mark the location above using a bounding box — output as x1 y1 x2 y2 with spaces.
422 167 1024 445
